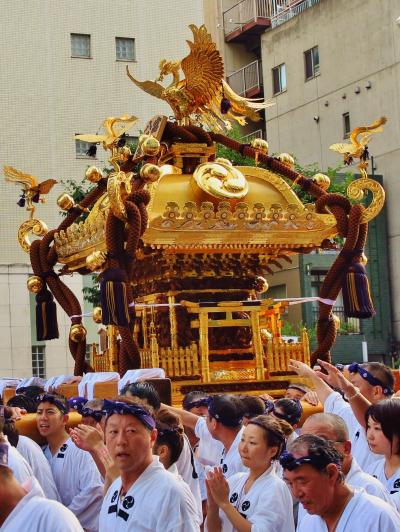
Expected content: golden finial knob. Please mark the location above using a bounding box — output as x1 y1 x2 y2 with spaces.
251 138 269 155
86 251 107 272
313 173 331 190
92 307 102 324
27 276 43 293
139 135 160 156
254 276 269 293
332 314 341 331
140 163 161 183
85 166 103 183
278 153 295 170
69 323 87 343
57 193 75 211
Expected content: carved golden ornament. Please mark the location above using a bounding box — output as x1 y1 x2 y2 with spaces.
119 146 132 162
92 307 103 324
278 153 295 170
75 115 138 150
332 314 341 331
4 166 57 220
251 138 269 154
140 164 161 183
69 323 87 343
107 170 134 221
330 117 387 166
193 160 248 200
313 173 331 191
139 135 160 156
27 276 43 293
17 218 49 253
346 177 385 223
85 166 103 183
57 193 75 211
126 25 271 131
86 251 107 272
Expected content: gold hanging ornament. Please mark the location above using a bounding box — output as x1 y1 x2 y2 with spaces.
69 323 87 342
92 307 103 324
27 276 43 293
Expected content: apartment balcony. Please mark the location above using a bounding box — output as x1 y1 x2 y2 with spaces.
226 60 263 99
271 0 321 28
241 129 265 142
223 0 272 43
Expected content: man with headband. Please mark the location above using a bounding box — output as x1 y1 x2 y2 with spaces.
289 359 394 470
282 434 400 531
99 397 200 531
36 393 103 531
0 442 84 531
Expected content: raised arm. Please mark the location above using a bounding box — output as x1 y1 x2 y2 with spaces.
161 403 200 431
288 359 334 404
316 360 371 429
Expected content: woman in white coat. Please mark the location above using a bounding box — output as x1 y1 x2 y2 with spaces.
205 415 294 532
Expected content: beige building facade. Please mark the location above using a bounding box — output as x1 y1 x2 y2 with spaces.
0 0 204 378
205 0 400 345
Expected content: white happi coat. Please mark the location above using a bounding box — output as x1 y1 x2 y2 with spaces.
43 437 103 532
99 456 200 532
367 458 400 511
324 391 380 470
297 457 396 523
1 477 83 532
17 435 59 500
207 465 294 532
219 427 248 478
297 489 400 532
195 416 224 467
175 434 203 520
7 441 34 484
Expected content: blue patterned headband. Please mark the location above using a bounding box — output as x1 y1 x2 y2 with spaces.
279 450 340 471
68 397 88 413
103 400 156 430
348 363 393 396
81 407 104 423
37 393 69 415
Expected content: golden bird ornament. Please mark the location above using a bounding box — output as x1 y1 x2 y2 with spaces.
4 166 57 217
75 115 138 150
126 24 271 131
329 116 387 165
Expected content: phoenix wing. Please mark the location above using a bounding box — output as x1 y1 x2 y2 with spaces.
126 66 165 100
4 166 38 190
37 179 58 195
180 24 224 110
329 143 356 155
221 80 273 122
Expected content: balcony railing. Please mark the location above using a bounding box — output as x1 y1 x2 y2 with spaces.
312 307 361 335
223 0 272 40
271 0 321 28
226 60 263 98
241 129 265 142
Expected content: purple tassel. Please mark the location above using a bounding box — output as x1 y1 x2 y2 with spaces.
100 268 131 326
221 97 232 115
35 288 59 340
342 262 375 318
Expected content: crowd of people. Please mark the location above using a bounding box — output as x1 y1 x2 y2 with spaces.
0 359 400 531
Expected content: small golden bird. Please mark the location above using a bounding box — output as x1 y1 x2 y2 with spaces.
4 166 57 216
329 116 387 165
75 115 138 150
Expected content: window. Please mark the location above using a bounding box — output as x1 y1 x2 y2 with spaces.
343 112 351 138
32 346 46 378
304 46 319 80
272 63 286 95
116 37 135 61
71 33 91 58
75 139 96 158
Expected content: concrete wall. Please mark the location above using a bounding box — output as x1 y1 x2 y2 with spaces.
261 0 400 338
0 0 204 377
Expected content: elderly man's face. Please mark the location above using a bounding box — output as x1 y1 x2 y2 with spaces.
283 456 339 515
